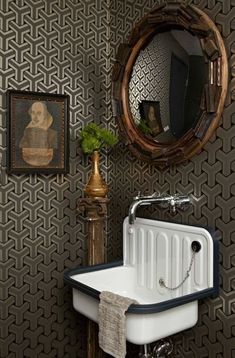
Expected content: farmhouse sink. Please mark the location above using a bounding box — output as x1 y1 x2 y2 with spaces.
64 217 219 345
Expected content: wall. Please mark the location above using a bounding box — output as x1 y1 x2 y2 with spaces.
1 1 235 357
0 1 111 357
110 0 235 357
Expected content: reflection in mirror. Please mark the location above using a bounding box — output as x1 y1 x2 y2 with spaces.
112 2 228 166
129 29 207 144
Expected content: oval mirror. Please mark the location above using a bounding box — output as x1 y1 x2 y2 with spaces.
112 2 228 167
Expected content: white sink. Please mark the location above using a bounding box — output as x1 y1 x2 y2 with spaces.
64 217 219 345
68 264 198 344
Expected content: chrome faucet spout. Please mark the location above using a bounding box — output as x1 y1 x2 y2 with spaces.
128 198 154 225
128 193 191 224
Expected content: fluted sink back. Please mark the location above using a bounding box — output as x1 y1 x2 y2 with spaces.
123 217 215 300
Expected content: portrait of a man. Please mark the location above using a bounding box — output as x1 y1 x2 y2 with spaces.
7 90 69 174
19 101 58 167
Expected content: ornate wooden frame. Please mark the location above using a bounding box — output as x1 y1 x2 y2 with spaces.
112 1 228 167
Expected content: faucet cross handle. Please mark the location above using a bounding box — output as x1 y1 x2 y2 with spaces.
133 191 142 200
169 194 191 213
133 191 160 200
151 191 160 198
169 197 176 214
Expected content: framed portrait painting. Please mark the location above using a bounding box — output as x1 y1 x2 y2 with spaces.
139 100 163 137
7 90 69 174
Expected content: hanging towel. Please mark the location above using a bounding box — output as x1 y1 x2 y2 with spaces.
98 291 138 358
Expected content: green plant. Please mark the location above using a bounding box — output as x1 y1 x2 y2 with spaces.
80 123 118 154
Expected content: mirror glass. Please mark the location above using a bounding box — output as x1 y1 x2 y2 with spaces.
129 29 207 144
112 2 228 166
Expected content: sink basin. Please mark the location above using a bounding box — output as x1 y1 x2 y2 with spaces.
66 263 198 344
64 217 219 345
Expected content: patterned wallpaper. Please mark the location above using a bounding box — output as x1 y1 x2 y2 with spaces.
0 1 111 357
1 0 235 358
110 0 235 357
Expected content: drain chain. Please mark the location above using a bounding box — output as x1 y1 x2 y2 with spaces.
159 245 197 291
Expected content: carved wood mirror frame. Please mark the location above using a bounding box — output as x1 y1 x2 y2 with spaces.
112 2 228 167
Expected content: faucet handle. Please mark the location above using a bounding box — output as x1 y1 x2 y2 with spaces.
133 191 160 200
145 191 160 199
169 194 191 214
133 191 141 200
152 191 160 198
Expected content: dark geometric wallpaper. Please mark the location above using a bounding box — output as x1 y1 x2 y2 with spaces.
1 1 111 357
110 0 235 357
1 0 235 357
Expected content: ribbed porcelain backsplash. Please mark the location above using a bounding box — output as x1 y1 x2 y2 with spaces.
123 217 214 300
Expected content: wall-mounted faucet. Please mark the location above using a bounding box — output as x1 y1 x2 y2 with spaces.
128 192 191 224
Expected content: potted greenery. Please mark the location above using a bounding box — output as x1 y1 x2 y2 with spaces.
80 123 118 197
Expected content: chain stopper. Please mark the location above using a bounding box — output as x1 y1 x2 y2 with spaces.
159 244 198 291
